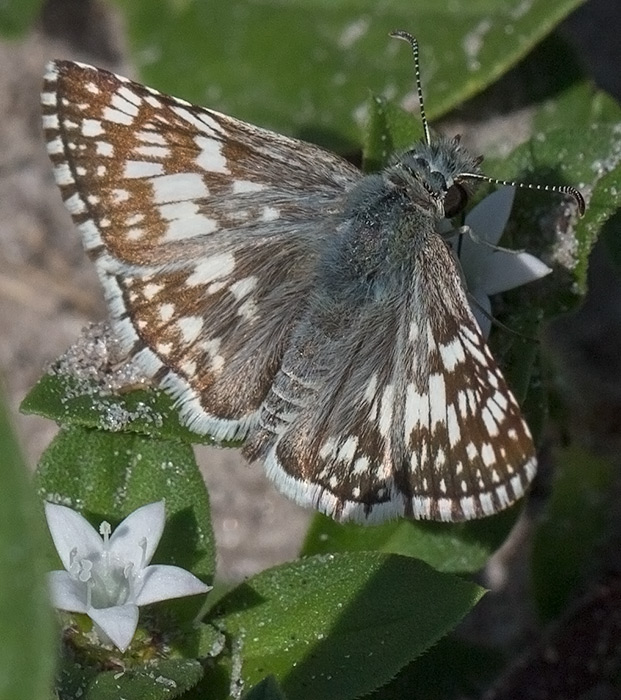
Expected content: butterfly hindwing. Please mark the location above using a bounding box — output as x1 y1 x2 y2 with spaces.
245 215 536 522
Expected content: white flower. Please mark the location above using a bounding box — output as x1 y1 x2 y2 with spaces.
444 187 552 336
45 500 210 652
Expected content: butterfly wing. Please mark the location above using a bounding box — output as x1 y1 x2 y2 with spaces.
42 60 360 439
245 231 536 522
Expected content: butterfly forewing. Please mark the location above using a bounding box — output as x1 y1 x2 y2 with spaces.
43 57 538 521
42 60 359 439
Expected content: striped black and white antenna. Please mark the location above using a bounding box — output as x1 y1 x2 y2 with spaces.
390 30 585 215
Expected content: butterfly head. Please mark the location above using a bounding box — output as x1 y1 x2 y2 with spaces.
389 135 484 219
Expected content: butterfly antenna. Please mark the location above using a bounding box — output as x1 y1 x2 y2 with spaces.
390 30 431 145
462 172 586 216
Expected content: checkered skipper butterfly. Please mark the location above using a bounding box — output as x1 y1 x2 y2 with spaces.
42 32 584 522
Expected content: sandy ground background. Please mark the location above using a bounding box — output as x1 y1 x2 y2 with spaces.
1 0 620 609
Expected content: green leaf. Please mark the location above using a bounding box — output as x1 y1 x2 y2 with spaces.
243 676 288 700
21 371 220 445
35 425 216 594
362 93 422 172
0 0 43 36
58 657 203 700
301 508 520 573
367 636 504 700
177 621 225 661
491 124 621 295
586 165 621 278
600 207 621 276
535 81 621 134
185 661 231 700
0 392 55 700
56 658 98 700
114 0 585 148
86 658 203 700
532 445 617 621
211 552 484 700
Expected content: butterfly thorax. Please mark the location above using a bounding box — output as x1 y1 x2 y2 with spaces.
317 136 481 304
315 174 429 305
308 137 483 347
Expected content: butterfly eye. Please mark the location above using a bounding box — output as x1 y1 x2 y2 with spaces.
444 182 469 218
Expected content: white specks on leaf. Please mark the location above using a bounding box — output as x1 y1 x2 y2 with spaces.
338 17 370 49
462 19 492 71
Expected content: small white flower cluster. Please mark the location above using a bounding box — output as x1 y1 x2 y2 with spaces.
45 500 210 651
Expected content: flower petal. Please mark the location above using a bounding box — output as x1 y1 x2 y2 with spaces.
465 187 515 246
135 565 210 606
45 502 103 571
47 571 88 613
478 250 552 296
454 188 516 286
109 501 165 569
88 603 139 652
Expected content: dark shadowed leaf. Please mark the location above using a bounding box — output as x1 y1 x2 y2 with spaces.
211 552 484 699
